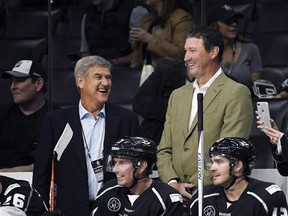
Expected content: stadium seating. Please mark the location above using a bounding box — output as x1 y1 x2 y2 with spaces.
4 8 62 38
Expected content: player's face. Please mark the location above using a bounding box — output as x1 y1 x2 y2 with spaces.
184 37 213 79
77 65 112 107
209 156 232 186
113 158 135 187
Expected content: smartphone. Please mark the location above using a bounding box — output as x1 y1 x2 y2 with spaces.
256 102 271 129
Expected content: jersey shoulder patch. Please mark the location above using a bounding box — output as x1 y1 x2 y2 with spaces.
169 193 183 203
265 184 282 195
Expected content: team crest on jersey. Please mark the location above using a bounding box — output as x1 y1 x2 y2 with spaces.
203 205 216 216
107 197 121 212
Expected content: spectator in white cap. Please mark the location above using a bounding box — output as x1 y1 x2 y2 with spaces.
0 60 52 172
207 4 262 90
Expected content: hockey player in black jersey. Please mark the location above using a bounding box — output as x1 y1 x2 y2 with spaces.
189 137 288 216
90 136 183 216
0 175 62 216
0 175 48 215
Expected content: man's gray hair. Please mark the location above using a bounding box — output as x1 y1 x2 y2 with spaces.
74 55 112 86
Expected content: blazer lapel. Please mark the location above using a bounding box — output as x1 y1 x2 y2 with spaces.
66 107 87 173
188 72 226 136
181 84 194 137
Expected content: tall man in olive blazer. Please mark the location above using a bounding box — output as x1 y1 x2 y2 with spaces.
157 26 253 203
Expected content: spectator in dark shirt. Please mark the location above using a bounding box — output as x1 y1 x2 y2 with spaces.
133 57 188 145
0 60 49 172
256 116 288 176
80 0 147 66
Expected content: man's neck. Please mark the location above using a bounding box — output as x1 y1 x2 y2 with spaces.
19 97 45 116
224 177 248 201
196 65 220 88
130 177 152 195
81 99 104 117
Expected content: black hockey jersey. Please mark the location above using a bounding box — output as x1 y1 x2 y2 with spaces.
91 179 183 216
189 178 288 216
0 175 48 216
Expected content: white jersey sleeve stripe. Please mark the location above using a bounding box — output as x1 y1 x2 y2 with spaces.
247 191 269 213
152 187 166 216
190 193 219 210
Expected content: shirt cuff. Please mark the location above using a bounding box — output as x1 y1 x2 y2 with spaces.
276 132 284 155
168 178 179 185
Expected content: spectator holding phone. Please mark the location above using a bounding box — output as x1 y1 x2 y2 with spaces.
256 115 288 176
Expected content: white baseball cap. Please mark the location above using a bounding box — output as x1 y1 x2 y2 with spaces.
1 60 46 80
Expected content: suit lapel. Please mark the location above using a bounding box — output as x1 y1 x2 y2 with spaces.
66 107 87 173
188 72 226 136
181 84 194 136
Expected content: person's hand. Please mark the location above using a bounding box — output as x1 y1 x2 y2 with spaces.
168 182 195 200
129 27 152 43
256 114 280 145
263 126 281 145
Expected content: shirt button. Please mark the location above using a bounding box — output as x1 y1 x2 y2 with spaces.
184 175 188 179
184 148 189 152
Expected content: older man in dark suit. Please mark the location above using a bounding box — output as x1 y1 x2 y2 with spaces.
32 56 141 216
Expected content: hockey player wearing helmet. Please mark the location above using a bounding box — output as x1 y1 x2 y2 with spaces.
0 175 63 216
189 137 288 216
91 136 183 216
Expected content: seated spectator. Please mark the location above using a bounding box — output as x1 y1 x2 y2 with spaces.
130 0 194 68
133 57 188 145
0 60 51 172
0 174 61 216
256 116 288 176
80 0 148 66
91 136 183 216
207 4 262 88
189 137 288 216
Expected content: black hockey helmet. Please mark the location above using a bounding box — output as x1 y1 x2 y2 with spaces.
209 137 256 175
106 137 157 174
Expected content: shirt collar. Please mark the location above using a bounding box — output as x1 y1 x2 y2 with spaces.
193 68 222 91
79 101 106 120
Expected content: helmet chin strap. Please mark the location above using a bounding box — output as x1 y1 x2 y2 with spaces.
128 168 149 190
224 167 244 190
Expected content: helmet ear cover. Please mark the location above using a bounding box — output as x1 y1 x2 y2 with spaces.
228 157 237 168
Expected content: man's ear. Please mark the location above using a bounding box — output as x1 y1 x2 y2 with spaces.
235 160 244 173
76 75 84 89
210 46 220 60
138 160 148 174
36 78 44 92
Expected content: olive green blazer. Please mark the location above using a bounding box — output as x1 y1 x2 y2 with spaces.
157 72 253 185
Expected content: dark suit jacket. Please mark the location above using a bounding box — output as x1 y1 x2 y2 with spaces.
272 134 288 176
32 104 141 216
